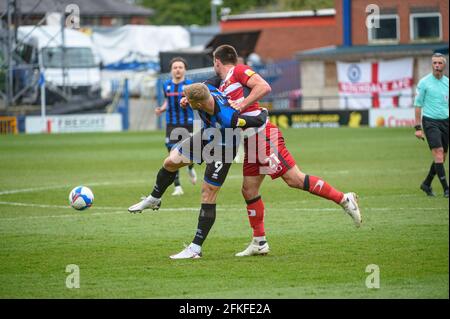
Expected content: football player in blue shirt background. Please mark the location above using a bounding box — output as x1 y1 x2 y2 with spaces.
155 57 197 195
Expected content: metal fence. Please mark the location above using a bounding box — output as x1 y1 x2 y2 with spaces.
156 66 215 105
156 59 301 106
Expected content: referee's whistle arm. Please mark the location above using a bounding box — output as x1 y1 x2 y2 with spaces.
415 131 425 141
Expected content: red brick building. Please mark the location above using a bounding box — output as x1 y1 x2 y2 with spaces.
295 0 449 109
347 0 448 45
220 0 448 62
220 9 339 61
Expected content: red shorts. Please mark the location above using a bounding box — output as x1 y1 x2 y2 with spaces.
243 122 296 179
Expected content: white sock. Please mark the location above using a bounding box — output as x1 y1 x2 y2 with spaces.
189 243 202 254
253 236 266 244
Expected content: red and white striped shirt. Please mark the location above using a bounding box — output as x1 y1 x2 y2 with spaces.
219 64 261 114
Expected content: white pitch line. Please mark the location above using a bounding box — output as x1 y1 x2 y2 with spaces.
269 194 438 205
0 185 73 196
287 207 445 212
0 211 193 221
0 198 446 222
0 211 126 221
0 205 231 221
0 201 226 211
0 198 446 213
0 180 149 196
0 201 135 211
0 201 72 209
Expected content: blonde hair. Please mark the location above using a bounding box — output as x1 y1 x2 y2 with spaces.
183 83 210 103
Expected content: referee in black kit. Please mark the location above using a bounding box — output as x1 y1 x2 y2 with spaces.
414 53 449 198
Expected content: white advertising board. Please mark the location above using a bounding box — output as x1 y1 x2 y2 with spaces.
26 114 123 134
369 108 415 127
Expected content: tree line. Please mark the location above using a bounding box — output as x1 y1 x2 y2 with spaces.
141 0 334 26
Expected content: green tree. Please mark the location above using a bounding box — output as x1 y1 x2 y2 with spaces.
141 0 334 26
142 0 210 25
276 0 334 10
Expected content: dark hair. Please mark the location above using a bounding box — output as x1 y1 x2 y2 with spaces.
213 45 238 65
169 57 188 69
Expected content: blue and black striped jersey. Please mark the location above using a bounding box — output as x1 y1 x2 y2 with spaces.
163 79 194 126
198 84 238 132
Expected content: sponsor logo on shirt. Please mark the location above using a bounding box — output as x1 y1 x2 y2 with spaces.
245 69 255 77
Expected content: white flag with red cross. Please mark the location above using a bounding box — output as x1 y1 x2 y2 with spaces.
337 58 414 109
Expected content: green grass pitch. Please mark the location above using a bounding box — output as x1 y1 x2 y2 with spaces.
0 127 448 298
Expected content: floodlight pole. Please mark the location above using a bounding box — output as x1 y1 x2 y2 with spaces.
61 12 68 97
6 0 14 108
210 0 223 25
40 72 47 132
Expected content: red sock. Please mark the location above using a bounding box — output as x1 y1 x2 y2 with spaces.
306 175 344 204
246 196 265 237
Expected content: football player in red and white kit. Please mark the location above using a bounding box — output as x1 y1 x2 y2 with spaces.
212 45 362 256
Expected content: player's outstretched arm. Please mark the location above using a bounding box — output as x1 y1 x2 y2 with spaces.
232 109 268 129
155 100 167 116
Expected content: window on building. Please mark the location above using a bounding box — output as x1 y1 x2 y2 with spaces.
368 14 399 43
81 16 100 27
410 13 442 41
42 48 96 68
110 17 130 26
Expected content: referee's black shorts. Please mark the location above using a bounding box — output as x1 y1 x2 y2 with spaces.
422 116 449 151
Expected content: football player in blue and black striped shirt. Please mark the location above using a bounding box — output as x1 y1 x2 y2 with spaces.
129 83 268 259
155 57 197 195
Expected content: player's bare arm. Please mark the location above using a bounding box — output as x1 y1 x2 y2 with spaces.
155 99 167 116
231 74 271 112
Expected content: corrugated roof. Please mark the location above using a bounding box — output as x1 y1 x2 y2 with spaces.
0 0 154 17
297 42 449 60
205 31 261 58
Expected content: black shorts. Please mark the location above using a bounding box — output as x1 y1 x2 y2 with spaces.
175 129 240 186
423 116 449 151
165 124 193 149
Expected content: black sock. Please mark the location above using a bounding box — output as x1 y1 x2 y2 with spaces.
423 162 436 186
192 204 216 246
151 167 177 198
434 163 449 191
188 164 194 170
303 175 310 191
173 170 181 187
